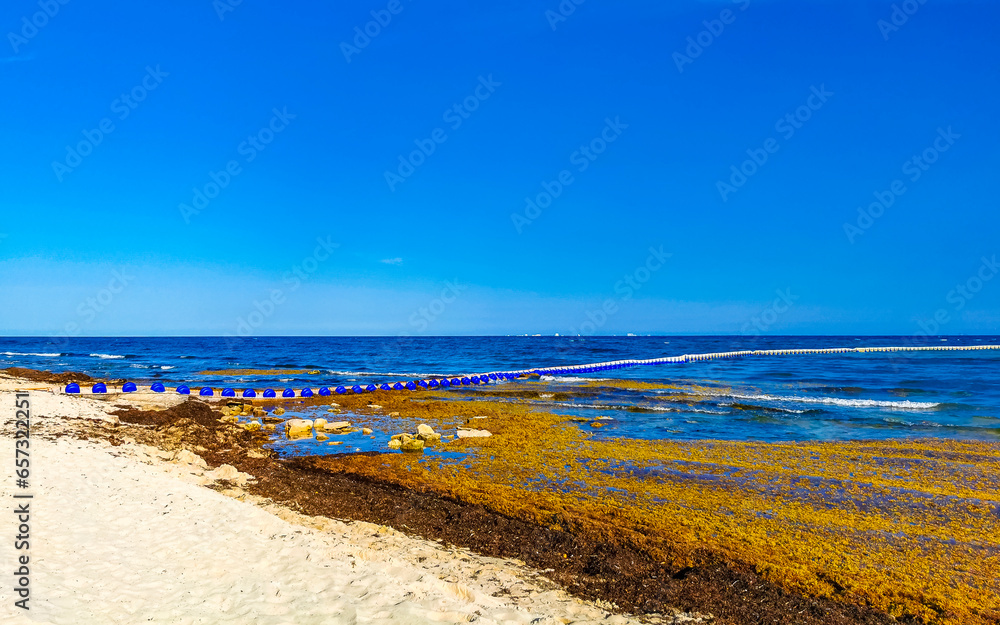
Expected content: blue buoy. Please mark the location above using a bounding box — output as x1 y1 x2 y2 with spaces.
301 388 314 397
123 382 138 393
428 379 440 388
222 388 236 397
243 389 256 398
200 387 214 396
92 383 107 394
318 387 330 396
380 384 391 391
405 381 416 391
461 377 471 385
366 384 377 392
336 386 347 394
439 379 450 388
352 385 363 394
177 385 191 395
66 383 81 394
263 389 277 398
151 383 166 393
392 382 405 391
417 380 428 388
471 376 480 385
489 373 497 380
451 378 461 386
283 389 295 398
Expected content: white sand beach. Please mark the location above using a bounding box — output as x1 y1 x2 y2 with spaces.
0 379 697 625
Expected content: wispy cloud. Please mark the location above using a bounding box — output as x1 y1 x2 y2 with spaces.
380 257 403 265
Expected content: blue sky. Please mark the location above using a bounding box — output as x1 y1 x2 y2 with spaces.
1 0 998 336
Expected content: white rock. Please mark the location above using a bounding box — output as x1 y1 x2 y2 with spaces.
456 428 491 439
285 419 313 436
313 418 328 430
323 421 351 431
417 424 435 436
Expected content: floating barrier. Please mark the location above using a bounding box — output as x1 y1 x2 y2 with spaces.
55 344 1000 396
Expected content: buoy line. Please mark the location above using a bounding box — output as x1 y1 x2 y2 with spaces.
60 343 999 396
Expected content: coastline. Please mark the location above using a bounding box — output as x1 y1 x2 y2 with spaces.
0 370 696 625
2 368 997 624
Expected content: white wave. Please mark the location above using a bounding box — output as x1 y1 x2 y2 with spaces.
90 353 125 360
553 402 620 410
540 375 613 382
3 351 61 357
325 370 447 378
712 392 940 410
160 366 175 370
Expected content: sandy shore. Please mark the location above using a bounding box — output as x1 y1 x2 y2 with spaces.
0 377 695 625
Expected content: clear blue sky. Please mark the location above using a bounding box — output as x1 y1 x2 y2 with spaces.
1 0 998 337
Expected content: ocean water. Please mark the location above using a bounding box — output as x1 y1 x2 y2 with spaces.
2 335 999 442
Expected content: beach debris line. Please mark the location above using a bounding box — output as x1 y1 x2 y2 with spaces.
56 343 1000 397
